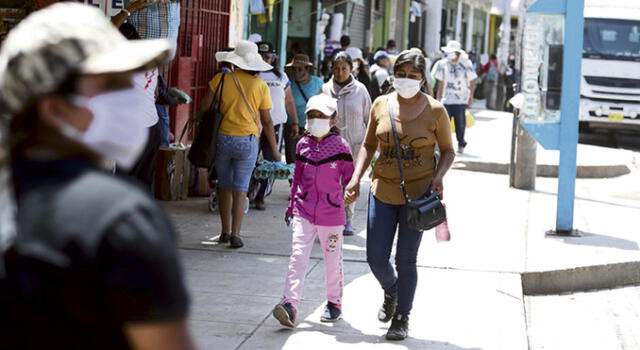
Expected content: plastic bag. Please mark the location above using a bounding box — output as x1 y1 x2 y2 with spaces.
450 110 476 133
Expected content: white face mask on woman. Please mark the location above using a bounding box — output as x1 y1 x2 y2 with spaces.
393 78 422 99
306 118 332 138
61 87 149 170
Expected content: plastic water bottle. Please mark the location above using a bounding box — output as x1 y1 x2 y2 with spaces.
435 220 450 242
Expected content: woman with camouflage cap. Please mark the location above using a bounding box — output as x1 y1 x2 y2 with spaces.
0 4 194 349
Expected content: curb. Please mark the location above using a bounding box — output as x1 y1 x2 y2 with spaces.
521 261 640 295
454 160 631 178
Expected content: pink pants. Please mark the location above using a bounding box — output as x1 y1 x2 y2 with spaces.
282 216 344 311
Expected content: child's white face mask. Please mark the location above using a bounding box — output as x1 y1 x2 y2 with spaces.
307 118 332 138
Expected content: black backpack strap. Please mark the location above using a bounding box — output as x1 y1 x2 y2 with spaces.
294 81 309 103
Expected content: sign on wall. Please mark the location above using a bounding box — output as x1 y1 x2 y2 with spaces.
84 0 124 17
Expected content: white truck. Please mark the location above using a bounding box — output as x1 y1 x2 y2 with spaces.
580 0 640 131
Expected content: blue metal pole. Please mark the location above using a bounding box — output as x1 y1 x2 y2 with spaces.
556 0 585 232
279 0 290 71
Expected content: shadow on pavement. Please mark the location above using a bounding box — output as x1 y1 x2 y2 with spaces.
553 231 639 251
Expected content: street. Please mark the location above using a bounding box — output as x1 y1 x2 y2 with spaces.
164 105 640 350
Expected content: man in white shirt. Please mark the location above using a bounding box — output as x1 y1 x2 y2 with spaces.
369 50 392 101
434 40 477 154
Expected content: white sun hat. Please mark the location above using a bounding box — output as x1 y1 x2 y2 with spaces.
345 47 364 61
215 40 273 72
441 40 466 54
305 93 338 117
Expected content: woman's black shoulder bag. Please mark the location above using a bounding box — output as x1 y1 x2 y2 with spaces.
187 73 226 168
387 95 447 231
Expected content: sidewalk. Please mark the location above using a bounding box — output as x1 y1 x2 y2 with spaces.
164 103 640 349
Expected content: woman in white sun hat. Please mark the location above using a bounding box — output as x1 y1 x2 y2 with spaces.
0 3 194 349
200 40 282 249
434 40 477 154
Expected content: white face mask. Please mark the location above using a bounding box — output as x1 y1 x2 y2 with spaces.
62 88 149 170
306 118 332 138
393 78 422 99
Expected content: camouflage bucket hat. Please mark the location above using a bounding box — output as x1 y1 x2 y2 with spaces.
0 2 172 118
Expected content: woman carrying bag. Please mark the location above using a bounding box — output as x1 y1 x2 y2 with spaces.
199 41 282 249
321 51 371 236
344 51 456 341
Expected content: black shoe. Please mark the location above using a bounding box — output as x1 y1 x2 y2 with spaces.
320 302 342 322
254 199 266 211
217 233 230 244
378 291 397 323
385 313 409 341
273 302 296 328
229 235 244 248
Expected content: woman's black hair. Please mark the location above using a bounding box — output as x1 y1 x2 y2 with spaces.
393 51 426 80
269 55 282 78
332 51 353 69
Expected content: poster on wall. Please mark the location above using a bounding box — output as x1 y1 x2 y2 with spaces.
84 0 124 17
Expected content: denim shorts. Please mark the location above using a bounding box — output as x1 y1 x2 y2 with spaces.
215 134 259 192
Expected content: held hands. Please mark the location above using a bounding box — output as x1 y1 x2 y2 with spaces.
284 213 293 226
467 96 474 107
344 180 360 205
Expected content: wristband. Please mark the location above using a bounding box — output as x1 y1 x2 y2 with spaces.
122 8 131 17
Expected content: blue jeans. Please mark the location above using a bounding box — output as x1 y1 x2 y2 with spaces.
255 124 283 200
445 104 467 147
215 134 259 192
155 104 171 147
366 193 424 315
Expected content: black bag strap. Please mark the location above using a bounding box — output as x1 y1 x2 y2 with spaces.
387 94 410 204
179 73 226 144
294 81 309 103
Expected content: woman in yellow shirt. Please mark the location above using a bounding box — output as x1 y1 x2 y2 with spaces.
200 41 282 249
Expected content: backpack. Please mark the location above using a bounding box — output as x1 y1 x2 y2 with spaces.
368 67 382 101
368 68 391 101
486 61 498 82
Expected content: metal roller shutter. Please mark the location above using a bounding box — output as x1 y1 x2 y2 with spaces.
347 1 369 49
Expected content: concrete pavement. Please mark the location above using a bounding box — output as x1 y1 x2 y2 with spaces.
162 104 640 349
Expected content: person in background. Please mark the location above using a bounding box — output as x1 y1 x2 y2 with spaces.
283 54 324 165
369 50 392 101
322 35 351 81
156 73 179 147
434 40 477 154
273 94 354 328
321 52 371 236
254 41 300 210
481 54 499 110
345 51 455 341
200 41 282 249
115 22 162 190
386 39 399 55
0 4 194 349
346 47 371 90
408 47 435 96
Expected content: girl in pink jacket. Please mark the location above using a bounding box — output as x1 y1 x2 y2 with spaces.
272 94 355 328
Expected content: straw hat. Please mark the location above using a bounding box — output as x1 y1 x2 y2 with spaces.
285 54 314 68
215 40 272 71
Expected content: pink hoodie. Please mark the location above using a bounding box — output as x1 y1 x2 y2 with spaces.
286 133 355 226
